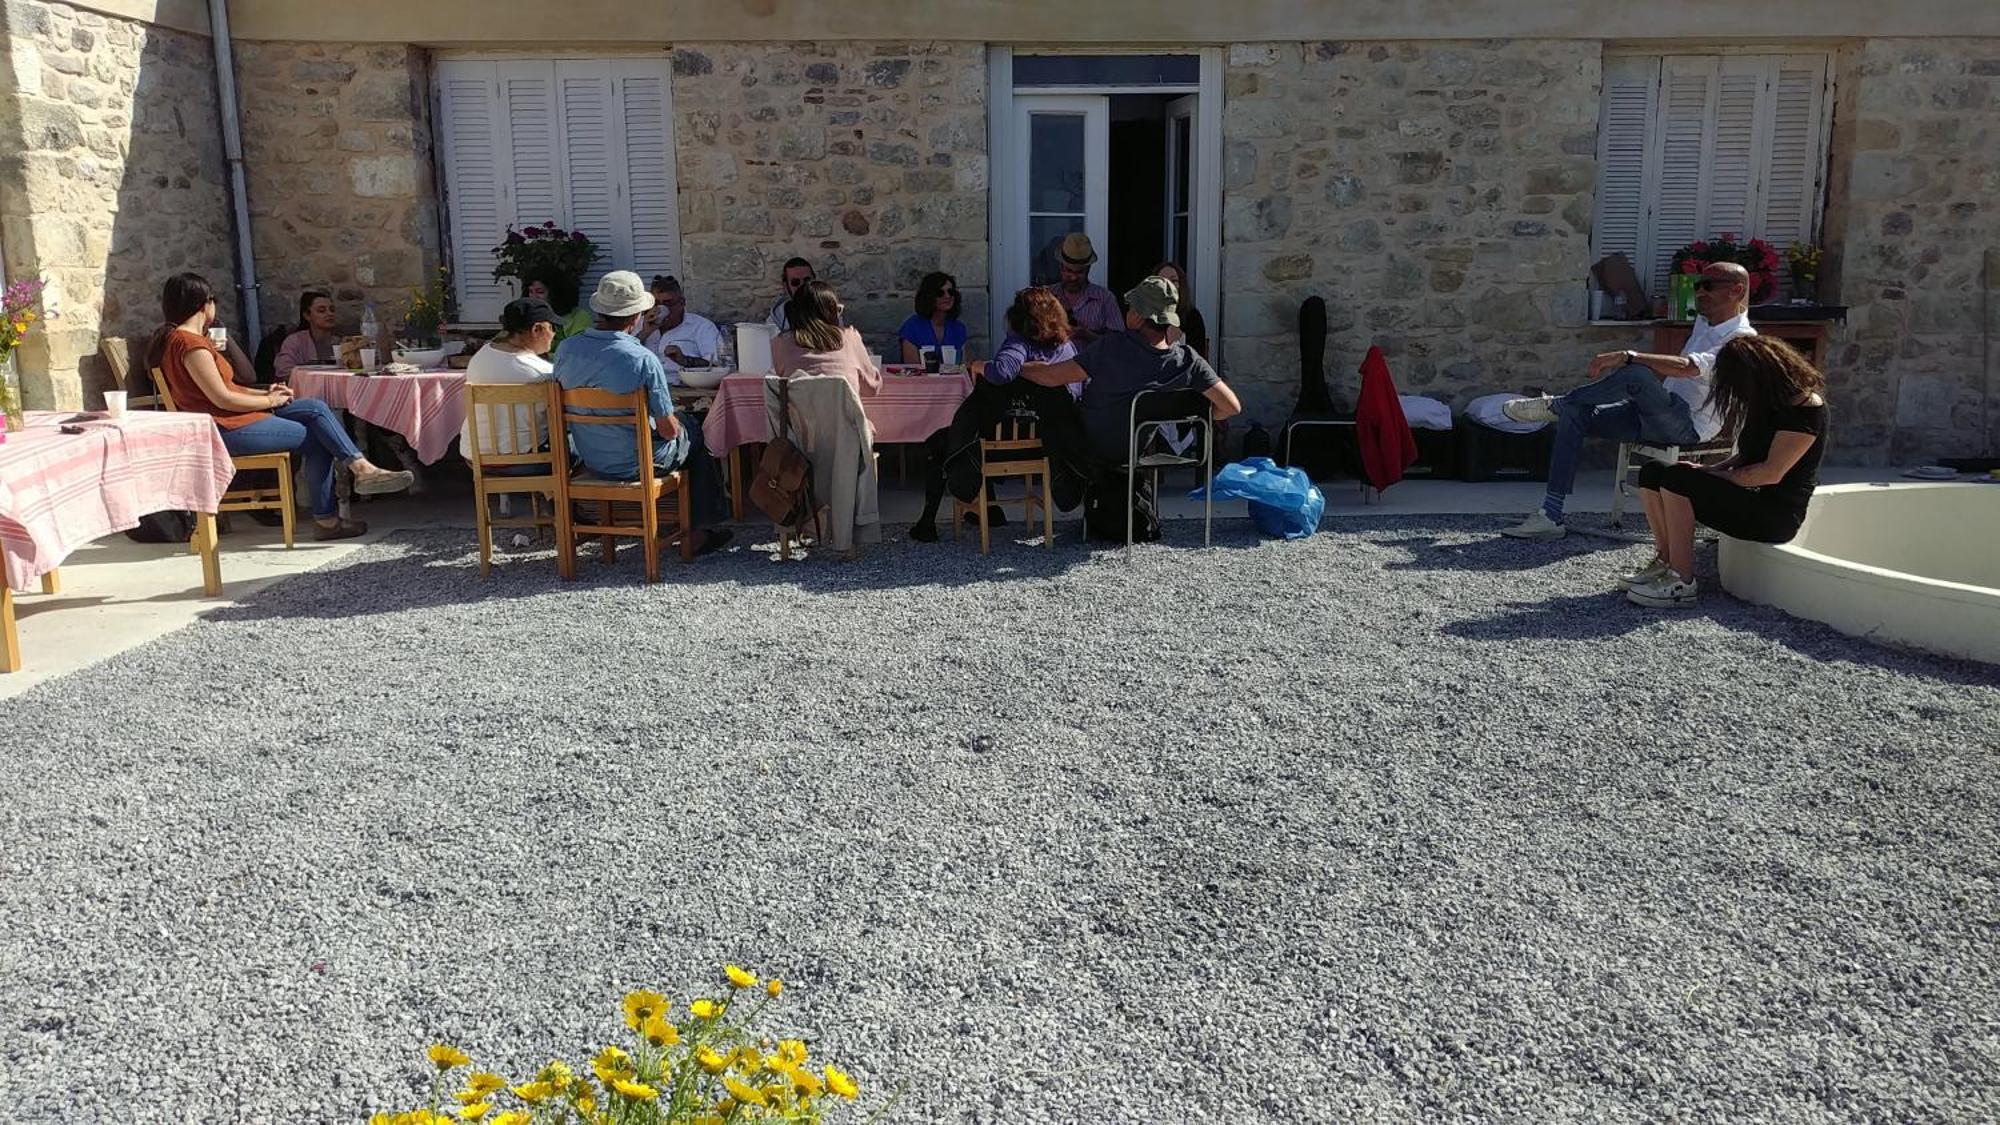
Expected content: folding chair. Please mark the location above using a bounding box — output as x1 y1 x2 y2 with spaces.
552 385 692 584
465 381 566 579
1609 437 1735 529
952 412 1053 553
149 364 295 549
1121 387 1215 548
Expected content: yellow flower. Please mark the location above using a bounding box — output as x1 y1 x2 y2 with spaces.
591 1045 633 1084
639 1014 680 1048
540 1061 573 1089
777 1040 808 1067
724 964 757 989
491 1114 531 1125
574 1088 598 1116
695 1046 728 1074
689 999 718 1019
733 1045 764 1073
455 1104 491 1122
511 1081 554 1104
611 1077 659 1101
454 1088 490 1106
465 1072 506 1095
622 989 669 1030
723 1076 767 1107
765 979 784 998
428 1044 472 1071
790 1067 824 1097
824 1064 858 1100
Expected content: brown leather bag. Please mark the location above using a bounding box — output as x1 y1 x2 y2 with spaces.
749 379 821 538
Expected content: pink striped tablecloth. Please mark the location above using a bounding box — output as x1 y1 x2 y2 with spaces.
701 371 972 457
0 411 233 591
289 366 465 464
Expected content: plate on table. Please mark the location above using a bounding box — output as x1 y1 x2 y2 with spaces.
677 367 728 390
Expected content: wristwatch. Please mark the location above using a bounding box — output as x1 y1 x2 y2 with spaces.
1623 350 1637 366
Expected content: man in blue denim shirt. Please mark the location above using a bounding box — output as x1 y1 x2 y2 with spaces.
555 270 732 556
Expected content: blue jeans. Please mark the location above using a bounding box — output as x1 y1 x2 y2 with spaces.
220 399 362 518
1544 363 1700 514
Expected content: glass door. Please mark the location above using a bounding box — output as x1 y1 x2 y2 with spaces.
1164 95 1196 281
1012 96 1108 295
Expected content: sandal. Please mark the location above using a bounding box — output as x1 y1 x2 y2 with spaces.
312 518 369 541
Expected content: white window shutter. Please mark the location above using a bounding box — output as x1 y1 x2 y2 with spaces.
435 61 510 322
1592 56 1660 301
1705 57 1768 242
554 64 624 296
1758 55 1830 295
498 62 564 234
616 60 683 286
1650 56 1717 289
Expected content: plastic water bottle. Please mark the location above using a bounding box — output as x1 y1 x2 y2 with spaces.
360 302 378 343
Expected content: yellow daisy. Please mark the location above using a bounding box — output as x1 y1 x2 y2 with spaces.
622 990 668 1031
825 1064 859 1100
640 1014 680 1048
723 1076 767 1107
510 1081 553 1105
491 1114 531 1125
695 1046 729 1074
591 1045 633 1084
765 979 784 998
724 964 758 989
465 1072 506 1096
611 1077 659 1101
427 1044 472 1071
689 998 719 1020
455 1104 491 1122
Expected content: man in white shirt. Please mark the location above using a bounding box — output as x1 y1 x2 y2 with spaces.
638 275 722 382
764 257 816 332
1499 261 1757 539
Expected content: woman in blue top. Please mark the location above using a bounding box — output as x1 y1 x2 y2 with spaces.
898 272 972 365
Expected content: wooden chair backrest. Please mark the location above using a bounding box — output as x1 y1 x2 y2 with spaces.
985 415 1041 451
556 385 657 492
147 366 181 412
465 381 560 478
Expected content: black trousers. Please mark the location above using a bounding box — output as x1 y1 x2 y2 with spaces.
1639 461 1804 544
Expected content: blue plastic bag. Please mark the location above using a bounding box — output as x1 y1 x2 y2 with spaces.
1189 457 1325 539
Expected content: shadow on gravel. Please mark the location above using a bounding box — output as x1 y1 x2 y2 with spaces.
194 520 1276 624
1375 531 1620 573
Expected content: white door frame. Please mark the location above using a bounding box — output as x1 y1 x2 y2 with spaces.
1007 94 1109 298
987 47 1223 347
1164 93 1196 273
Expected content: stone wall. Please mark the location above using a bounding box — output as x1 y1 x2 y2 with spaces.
0 0 236 409
234 42 442 344
671 42 990 353
1218 40 1633 430
1823 39 2000 463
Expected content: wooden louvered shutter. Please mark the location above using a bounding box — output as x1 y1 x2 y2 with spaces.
1757 55 1831 297
436 61 511 322
1648 56 1717 291
616 60 683 286
1592 56 1661 302
555 63 622 296
1704 57 1768 242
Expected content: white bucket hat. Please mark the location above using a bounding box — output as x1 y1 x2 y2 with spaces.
588 270 654 317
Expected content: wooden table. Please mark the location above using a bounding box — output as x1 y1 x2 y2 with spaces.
1651 313 1842 369
0 411 234 672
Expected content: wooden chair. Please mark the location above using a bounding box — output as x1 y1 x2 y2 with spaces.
149 364 296 549
952 414 1053 553
551 385 693 584
465 381 567 579
99 336 165 410
1609 437 1735 529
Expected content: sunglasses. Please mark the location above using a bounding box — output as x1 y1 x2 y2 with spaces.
939 287 958 297
1695 278 1739 292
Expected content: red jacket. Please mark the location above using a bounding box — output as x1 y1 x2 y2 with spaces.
1355 346 1417 491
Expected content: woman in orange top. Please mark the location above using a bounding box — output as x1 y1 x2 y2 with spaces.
148 273 413 540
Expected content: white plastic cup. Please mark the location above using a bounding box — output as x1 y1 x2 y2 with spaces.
358 347 377 370
102 390 127 418
941 345 960 368
207 326 227 348
870 354 885 372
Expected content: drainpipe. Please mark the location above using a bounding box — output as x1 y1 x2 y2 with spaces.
207 0 261 346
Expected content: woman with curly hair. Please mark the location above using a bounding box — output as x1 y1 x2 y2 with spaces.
1624 335 1830 607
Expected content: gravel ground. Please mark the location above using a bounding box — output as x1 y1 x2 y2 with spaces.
3 518 1998 1123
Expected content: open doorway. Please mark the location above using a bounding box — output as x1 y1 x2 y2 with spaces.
989 50 1221 348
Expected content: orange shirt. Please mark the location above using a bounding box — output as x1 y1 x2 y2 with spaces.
160 328 269 430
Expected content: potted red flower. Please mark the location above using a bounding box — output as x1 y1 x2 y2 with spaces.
1670 233 1782 305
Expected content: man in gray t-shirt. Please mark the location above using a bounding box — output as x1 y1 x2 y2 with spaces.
1022 275 1240 461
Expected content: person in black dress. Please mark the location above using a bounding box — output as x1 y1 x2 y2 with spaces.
1624 335 1830 607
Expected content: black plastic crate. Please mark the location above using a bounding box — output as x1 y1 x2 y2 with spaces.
1457 419 1554 482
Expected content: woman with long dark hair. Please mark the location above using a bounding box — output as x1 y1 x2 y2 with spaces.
271 289 337 379
522 267 589 348
1625 334 1829 607
1152 261 1208 359
148 272 413 540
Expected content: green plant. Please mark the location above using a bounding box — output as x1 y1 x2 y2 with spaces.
1670 233 1782 303
1 278 48 427
404 266 454 339
492 222 601 286
370 965 895 1125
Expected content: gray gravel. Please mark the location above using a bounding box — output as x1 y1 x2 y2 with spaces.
4 518 1998 1123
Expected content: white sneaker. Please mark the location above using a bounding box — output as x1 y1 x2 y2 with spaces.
1501 395 1559 424
1501 511 1566 539
1616 555 1672 590
1627 574 1700 607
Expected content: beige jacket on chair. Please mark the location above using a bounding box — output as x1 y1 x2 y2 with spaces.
762 374 881 552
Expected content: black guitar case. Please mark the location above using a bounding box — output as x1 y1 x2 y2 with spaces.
1284 296 1356 480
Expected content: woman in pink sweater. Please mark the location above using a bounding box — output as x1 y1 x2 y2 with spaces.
769 281 882 402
